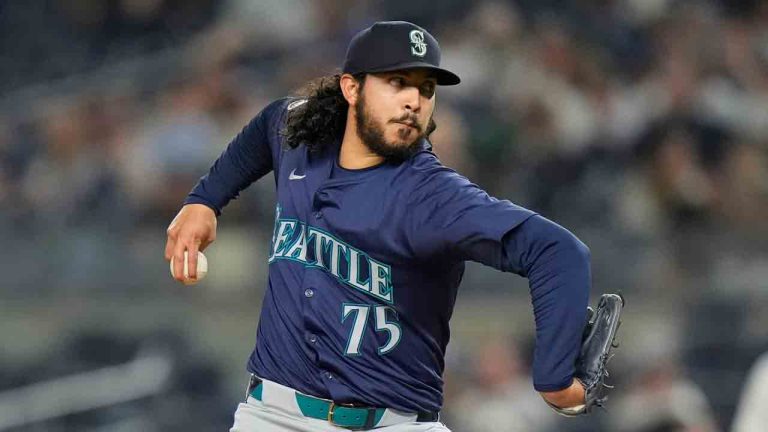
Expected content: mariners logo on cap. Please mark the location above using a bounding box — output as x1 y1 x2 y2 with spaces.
409 30 427 57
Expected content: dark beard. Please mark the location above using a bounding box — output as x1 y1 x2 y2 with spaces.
354 93 426 163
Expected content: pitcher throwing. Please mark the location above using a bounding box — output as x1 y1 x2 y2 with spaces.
165 21 623 431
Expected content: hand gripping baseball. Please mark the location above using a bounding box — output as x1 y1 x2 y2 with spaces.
547 293 625 416
165 204 217 284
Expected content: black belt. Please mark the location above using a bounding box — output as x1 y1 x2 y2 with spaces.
247 376 439 429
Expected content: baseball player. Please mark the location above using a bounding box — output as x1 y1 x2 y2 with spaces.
165 21 620 431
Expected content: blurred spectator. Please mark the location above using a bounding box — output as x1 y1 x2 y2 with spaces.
125 78 221 220
449 339 556 432
607 328 719 432
607 360 718 432
732 351 768 432
19 100 124 229
0 0 221 95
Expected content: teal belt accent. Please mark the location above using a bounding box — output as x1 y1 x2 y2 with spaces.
250 383 385 430
252 381 263 401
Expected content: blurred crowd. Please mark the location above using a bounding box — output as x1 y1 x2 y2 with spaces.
2 0 768 431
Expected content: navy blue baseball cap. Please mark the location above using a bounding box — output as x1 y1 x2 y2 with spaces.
342 21 461 86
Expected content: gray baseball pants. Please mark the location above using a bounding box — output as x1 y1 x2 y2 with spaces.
229 377 451 432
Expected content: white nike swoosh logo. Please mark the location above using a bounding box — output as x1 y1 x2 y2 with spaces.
289 169 306 180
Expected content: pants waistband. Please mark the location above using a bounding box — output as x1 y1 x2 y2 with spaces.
246 375 439 430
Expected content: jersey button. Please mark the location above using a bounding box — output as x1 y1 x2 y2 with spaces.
304 288 314 298
307 334 317 344
314 211 322 219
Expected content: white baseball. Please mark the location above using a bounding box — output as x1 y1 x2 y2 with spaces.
170 251 208 285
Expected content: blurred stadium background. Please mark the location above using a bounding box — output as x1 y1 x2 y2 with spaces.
2 0 768 431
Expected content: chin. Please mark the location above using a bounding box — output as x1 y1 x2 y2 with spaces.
392 127 416 142
388 137 413 148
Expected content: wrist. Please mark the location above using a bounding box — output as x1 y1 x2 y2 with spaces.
539 379 586 409
183 197 221 216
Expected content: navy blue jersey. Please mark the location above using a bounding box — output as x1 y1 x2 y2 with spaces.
185 98 590 412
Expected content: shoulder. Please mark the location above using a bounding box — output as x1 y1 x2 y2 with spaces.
404 148 536 220
408 148 465 182
404 149 479 201
248 97 307 144
259 97 305 124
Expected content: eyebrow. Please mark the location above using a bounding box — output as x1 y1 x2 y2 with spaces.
390 72 437 84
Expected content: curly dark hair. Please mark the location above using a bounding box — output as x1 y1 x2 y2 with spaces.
283 73 436 151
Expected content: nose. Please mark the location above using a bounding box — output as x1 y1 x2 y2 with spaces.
403 87 421 113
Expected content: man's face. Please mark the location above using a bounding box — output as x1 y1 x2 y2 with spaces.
354 69 437 161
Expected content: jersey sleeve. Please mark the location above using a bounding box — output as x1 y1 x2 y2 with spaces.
183 98 289 215
503 215 591 392
406 157 536 263
408 155 590 392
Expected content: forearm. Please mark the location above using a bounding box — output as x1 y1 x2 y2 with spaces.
184 147 266 215
184 107 277 215
501 215 591 391
184 156 247 216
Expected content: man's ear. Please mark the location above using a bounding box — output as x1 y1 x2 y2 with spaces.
340 74 361 105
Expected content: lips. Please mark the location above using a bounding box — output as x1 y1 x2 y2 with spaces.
394 121 418 130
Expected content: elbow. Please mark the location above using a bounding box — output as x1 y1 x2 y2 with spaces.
570 234 590 266
548 221 590 266
514 215 591 276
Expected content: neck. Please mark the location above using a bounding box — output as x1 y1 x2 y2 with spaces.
339 113 384 170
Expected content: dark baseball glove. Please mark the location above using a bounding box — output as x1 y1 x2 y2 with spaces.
548 293 625 416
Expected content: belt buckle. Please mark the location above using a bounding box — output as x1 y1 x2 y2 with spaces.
327 401 370 430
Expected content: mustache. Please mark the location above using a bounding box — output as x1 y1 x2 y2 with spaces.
390 114 421 132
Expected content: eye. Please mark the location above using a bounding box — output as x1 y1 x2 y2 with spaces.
420 82 436 98
390 77 406 87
